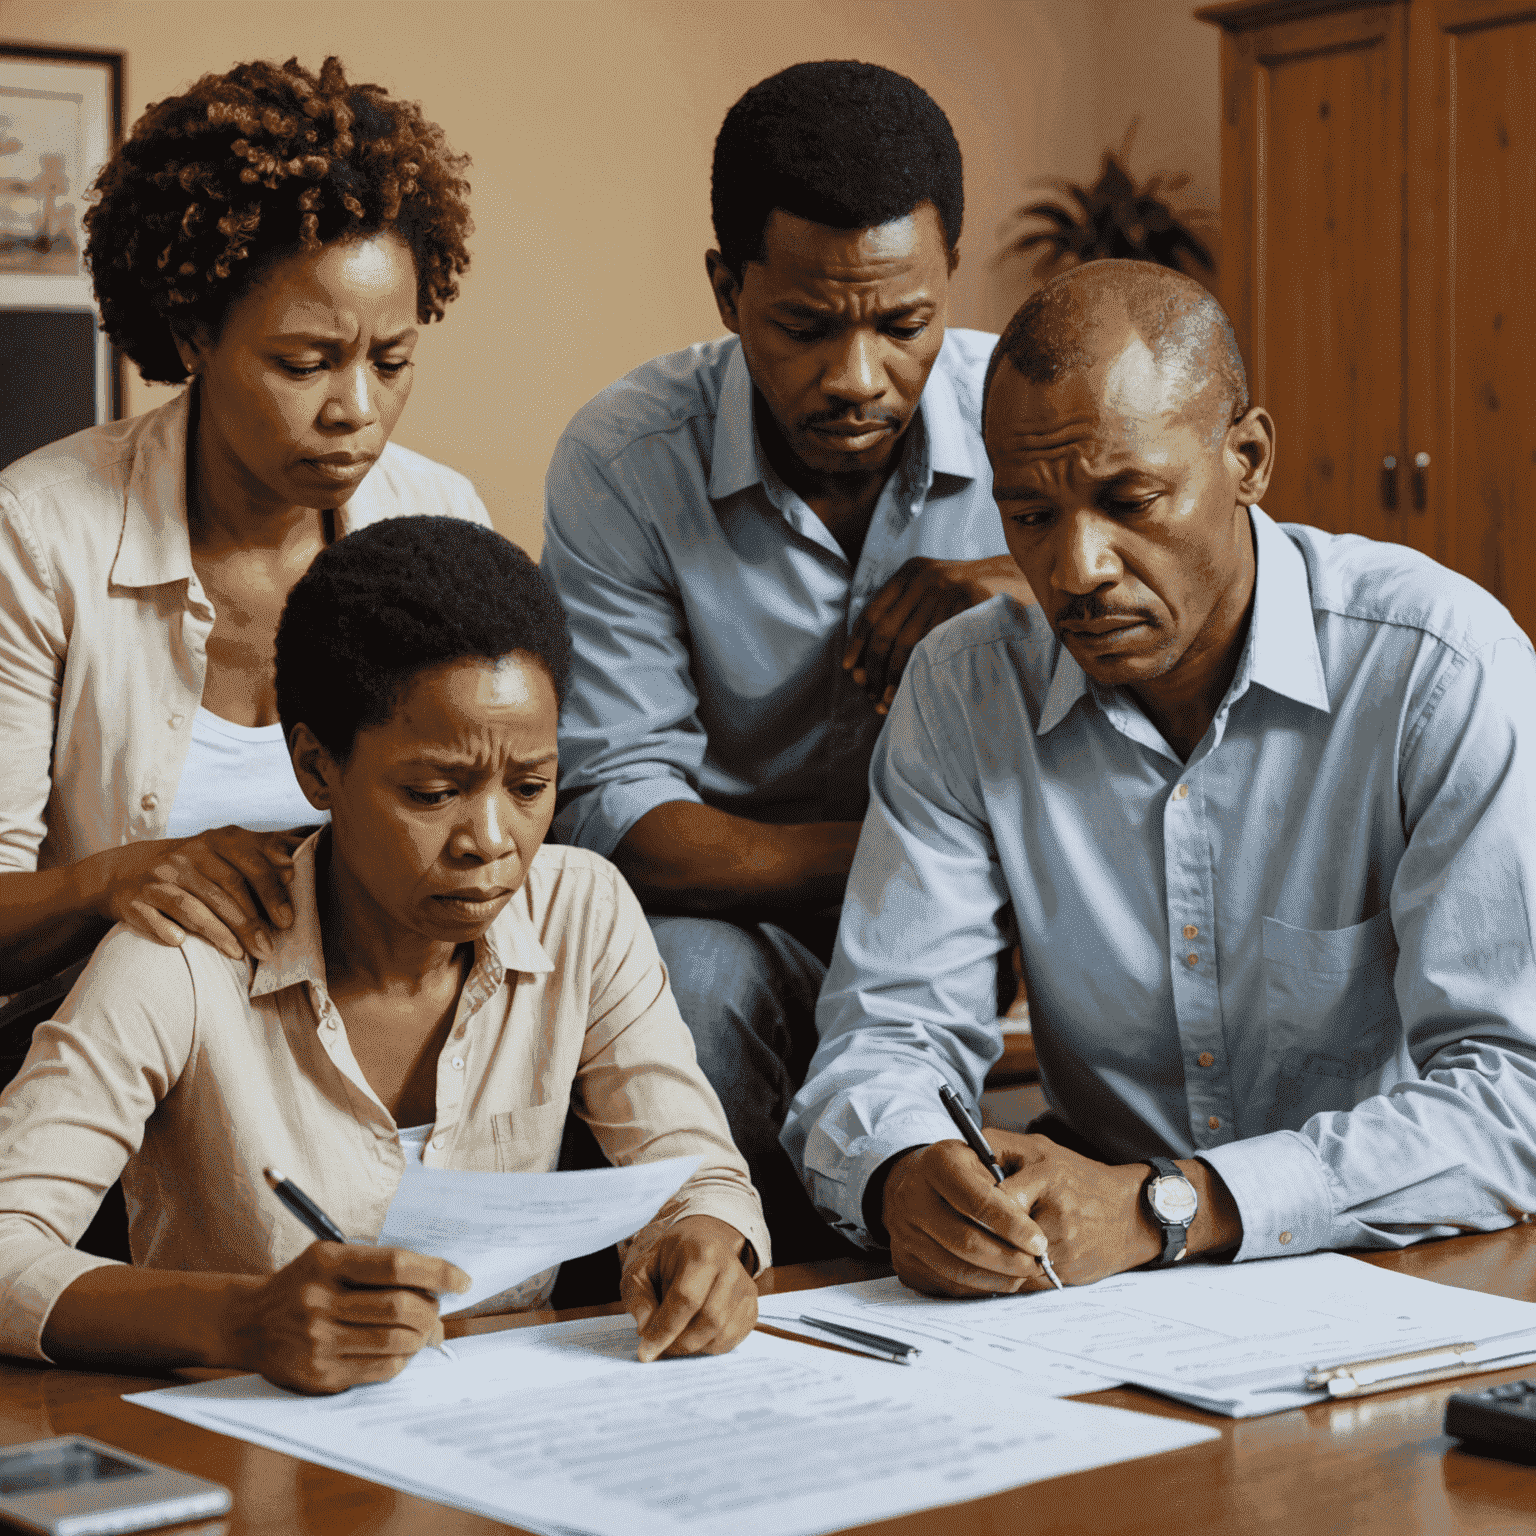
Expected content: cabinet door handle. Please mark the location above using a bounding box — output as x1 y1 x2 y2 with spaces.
1412 452 1430 512
1381 456 1398 511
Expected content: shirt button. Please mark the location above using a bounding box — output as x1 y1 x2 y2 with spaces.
169 713 184 729
1186 952 1199 967
140 793 158 811
1197 1051 1215 1068
1278 1231 1293 1245
1174 784 1190 800
1183 924 1199 940
324 1017 337 1031
451 1056 464 1071
1208 1115 1221 1130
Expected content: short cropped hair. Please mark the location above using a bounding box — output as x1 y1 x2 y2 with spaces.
711 60 963 272
275 518 571 763
983 260 1250 436
85 56 472 384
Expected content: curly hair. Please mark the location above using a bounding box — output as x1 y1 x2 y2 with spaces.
711 61 963 273
84 56 472 384
275 517 571 764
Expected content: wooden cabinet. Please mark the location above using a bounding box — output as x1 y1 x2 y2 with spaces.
1199 0 1536 639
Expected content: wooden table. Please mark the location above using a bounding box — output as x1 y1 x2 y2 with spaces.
4 1230 1536 1535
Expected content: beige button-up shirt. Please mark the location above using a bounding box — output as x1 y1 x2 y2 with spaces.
0 390 491 874
0 835 768 1361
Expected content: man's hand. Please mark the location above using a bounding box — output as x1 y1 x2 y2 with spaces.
226 1243 471 1395
843 555 1034 714
882 1138 1053 1297
93 824 308 962
883 1133 1242 1296
621 1214 758 1362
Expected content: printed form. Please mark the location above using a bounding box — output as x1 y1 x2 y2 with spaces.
128 1316 1215 1536
377 1156 699 1313
759 1253 1536 1416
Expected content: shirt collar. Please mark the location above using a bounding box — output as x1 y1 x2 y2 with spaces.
707 342 761 501
705 331 985 504
250 832 557 1005
109 388 197 590
250 831 329 1000
1240 505 1330 713
1035 506 1328 738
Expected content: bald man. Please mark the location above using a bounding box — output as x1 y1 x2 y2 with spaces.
782 260 1536 1294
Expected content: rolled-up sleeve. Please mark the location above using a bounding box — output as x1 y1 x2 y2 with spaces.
781 653 1011 1246
0 492 66 873
541 433 706 858
0 927 194 1360
572 863 769 1274
1205 633 1536 1260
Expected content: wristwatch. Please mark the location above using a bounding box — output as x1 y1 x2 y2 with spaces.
1141 1157 1199 1265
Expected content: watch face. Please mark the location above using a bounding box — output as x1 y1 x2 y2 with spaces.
1149 1175 1199 1225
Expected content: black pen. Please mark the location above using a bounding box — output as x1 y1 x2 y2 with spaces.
798 1314 921 1365
937 1083 1064 1291
263 1167 456 1360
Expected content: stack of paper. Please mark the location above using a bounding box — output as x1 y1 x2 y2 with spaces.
128 1316 1217 1536
760 1253 1536 1417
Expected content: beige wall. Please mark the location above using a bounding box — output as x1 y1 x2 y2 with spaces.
0 0 1218 553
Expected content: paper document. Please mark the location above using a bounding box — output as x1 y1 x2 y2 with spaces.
760 1285 1124 1396
377 1156 698 1313
128 1315 1216 1536
761 1254 1536 1417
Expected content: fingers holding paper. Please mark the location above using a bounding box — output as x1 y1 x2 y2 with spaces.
881 1138 1053 1298
622 1214 758 1363
231 1242 471 1395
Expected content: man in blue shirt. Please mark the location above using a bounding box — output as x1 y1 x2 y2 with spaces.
542 62 1030 1257
784 261 1536 1290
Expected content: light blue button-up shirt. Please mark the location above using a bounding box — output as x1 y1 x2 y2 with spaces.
783 509 1536 1259
542 330 1007 857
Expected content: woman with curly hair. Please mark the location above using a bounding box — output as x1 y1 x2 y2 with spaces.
0 56 485 999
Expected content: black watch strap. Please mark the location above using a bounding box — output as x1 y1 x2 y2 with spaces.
1143 1156 1192 1266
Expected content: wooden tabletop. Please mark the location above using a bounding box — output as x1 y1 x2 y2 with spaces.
4 1229 1536 1535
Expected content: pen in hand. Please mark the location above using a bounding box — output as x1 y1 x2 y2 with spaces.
937 1084 1064 1291
262 1167 457 1360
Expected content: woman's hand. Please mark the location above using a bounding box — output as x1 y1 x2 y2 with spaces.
92 824 310 961
621 1214 759 1362
226 1243 470 1395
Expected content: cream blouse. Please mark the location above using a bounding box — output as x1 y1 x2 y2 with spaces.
0 835 769 1361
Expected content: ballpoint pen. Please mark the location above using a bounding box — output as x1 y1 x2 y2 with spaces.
797 1314 922 1366
263 1167 456 1360
937 1083 1064 1291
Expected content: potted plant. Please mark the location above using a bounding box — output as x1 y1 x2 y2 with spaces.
999 119 1214 281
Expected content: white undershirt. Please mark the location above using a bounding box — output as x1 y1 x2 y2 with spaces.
164 707 325 840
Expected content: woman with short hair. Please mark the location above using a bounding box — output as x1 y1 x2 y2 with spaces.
0 518 767 1390
0 56 485 995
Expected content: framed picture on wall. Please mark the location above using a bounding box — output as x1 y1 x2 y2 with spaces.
0 42 125 470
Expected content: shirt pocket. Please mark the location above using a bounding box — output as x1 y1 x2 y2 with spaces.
488 1101 570 1173
1261 909 1400 1080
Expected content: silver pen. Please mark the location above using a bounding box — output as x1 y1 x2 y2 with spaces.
798 1314 922 1366
937 1084 1064 1290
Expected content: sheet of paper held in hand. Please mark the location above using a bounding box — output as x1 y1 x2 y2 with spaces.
759 1252 1536 1417
375 1156 700 1314
126 1316 1217 1536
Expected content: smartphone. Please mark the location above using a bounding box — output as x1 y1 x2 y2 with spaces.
0 1436 230 1535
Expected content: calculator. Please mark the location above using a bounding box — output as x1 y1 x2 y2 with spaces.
1444 1377 1536 1460
0 1436 230 1535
